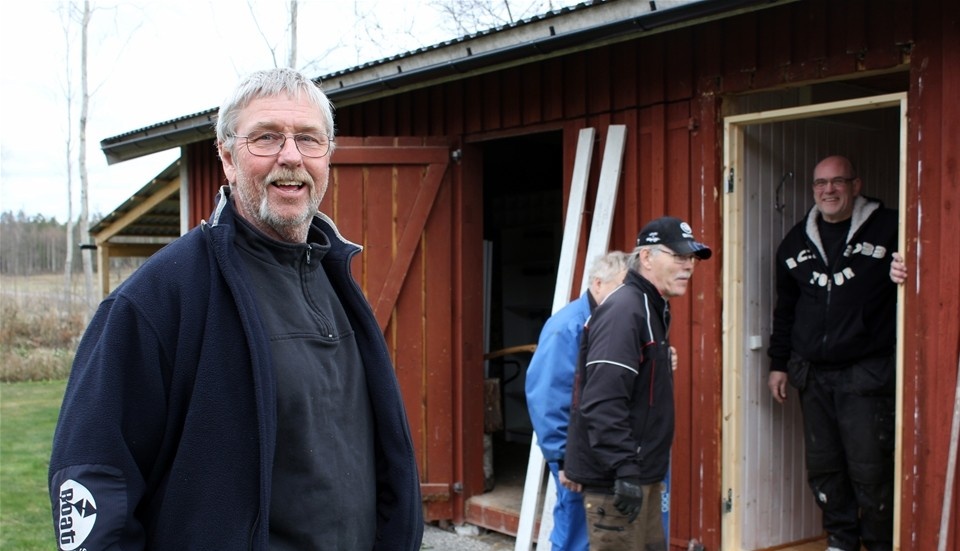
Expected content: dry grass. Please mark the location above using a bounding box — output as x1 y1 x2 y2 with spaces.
0 274 90 382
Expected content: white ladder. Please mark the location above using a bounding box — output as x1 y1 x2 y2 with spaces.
514 125 627 551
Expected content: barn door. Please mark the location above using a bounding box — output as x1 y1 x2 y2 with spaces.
326 136 465 520
721 93 907 551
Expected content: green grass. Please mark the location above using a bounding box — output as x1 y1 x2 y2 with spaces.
0 380 65 549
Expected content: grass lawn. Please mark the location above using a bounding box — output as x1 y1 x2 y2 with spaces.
0 380 65 549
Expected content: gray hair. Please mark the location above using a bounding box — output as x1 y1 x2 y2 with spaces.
634 244 674 267
216 67 336 153
588 251 630 282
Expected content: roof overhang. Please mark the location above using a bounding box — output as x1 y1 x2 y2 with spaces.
100 0 790 165
90 159 182 242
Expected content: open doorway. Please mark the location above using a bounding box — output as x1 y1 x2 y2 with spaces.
481 130 564 496
720 75 907 551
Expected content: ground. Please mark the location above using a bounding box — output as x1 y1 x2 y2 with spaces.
421 523 516 551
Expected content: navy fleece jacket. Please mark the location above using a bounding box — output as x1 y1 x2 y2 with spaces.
49 190 423 550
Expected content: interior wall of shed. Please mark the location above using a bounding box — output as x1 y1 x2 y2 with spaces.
479 130 564 490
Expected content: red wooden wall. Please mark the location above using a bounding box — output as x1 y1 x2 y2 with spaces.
901 1 960 549
180 0 958 548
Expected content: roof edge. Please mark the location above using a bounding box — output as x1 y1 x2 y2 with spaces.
101 0 787 165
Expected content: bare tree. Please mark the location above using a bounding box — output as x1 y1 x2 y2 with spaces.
78 0 95 315
242 0 299 69
288 0 298 69
59 4 77 305
429 0 573 36
246 0 283 68
57 1 143 313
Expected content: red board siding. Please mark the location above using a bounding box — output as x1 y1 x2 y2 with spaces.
186 141 223 227
328 3 948 548
901 1 960 549
176 1 958 547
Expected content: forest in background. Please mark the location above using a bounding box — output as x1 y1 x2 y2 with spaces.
1 210 89 275
0 210 142 276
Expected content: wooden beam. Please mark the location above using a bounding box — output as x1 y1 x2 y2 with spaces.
372 161 448 332
97 244 110 300
94 178 180 244
102 243 170 257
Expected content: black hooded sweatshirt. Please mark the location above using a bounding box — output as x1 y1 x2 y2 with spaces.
768 195 898 372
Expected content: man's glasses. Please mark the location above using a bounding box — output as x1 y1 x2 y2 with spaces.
813 176 855 189
654 246 697 264
235 131 332 158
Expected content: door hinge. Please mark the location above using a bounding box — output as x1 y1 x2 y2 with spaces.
723 488 733 513
726 167 735 193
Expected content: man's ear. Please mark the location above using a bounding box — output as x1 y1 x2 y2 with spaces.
637 248 653 270
219 142 237 183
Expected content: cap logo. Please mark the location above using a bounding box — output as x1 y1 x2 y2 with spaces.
680 222 694 239
644 231 661 243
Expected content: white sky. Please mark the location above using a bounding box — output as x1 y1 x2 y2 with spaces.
0 0 574 222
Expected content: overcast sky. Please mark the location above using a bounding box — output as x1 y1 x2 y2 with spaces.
0 0 578 222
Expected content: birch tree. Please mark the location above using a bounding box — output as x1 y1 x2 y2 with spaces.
78 0 95 315
245 0 317 71
60 3 77 306
288 0 298 68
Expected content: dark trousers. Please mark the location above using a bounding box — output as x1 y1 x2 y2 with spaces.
794 358 895 551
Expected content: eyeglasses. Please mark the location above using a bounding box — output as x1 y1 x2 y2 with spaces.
813 176 855 189
235 131 332 158
654 246 698 264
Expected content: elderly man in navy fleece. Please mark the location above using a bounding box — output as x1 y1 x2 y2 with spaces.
49 67 423 551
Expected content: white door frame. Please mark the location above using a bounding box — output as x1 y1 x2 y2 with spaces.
720 92 908 551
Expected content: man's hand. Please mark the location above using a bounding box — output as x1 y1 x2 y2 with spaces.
669 346 678 371
768 371 788 404
890 252 907 285
613 478 643 522
559 470 581 492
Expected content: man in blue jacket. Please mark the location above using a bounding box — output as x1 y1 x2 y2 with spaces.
49 68 423 550
525 251 630 551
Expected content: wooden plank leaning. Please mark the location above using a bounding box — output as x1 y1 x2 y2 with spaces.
515 125 628 551
513 127 594 551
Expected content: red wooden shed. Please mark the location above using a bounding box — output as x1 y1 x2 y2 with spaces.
94 1 959 549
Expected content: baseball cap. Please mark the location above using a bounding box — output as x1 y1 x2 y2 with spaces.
636 216 712 260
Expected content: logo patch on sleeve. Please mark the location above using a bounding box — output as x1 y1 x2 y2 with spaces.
58 479 98 550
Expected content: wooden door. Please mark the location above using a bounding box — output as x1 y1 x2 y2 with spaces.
326 136 482 521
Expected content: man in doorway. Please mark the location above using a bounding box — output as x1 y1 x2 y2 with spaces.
563 216 711 551
525 250 630 551
767 155 898 551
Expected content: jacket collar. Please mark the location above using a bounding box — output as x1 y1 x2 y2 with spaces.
804 194 882 261
623 269 668 313
205 185 362 254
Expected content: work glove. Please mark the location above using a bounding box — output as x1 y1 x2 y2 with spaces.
613 477 643 523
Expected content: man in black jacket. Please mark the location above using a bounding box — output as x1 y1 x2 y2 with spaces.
768 155 898 551
564 216 711 551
